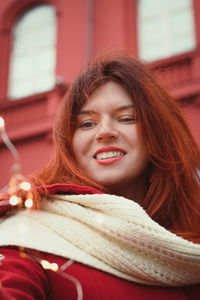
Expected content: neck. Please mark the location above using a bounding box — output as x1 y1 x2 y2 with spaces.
108 175 147 204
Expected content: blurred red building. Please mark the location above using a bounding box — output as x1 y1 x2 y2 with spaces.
0 0 200 187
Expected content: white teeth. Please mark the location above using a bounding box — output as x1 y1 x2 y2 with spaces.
96 151 124 160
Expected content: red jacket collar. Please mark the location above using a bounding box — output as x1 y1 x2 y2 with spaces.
0 183 103 216
38 183 102 195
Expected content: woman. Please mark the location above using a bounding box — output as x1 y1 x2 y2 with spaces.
0 52 200 299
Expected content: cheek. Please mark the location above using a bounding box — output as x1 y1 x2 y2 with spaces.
72 132 82 160
72 132 94 173
127 130 149 165
72 131 91 166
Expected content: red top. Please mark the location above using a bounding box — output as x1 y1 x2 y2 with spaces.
0 184 199 300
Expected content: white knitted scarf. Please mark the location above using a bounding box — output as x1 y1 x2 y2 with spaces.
0 193 200 287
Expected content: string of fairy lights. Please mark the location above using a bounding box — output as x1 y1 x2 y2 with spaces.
0 116 83 300
0 116 34 209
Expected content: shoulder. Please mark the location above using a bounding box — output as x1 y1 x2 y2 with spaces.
0 183 103 218
40 183 103 195
0 247 49 299
1 247 200 300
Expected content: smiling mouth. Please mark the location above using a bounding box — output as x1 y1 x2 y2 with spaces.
94 151 126 160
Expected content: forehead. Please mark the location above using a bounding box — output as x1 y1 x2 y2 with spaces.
81 81 133 111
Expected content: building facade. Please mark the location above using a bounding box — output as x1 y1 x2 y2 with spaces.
0 0 200 187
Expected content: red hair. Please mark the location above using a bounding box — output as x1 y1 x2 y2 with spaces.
32 52 200 243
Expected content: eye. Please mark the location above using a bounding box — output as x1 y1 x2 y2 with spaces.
119 116 135 123
79 120 97 129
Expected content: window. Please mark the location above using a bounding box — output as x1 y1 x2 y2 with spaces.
8 4 57 100
138 0 196 62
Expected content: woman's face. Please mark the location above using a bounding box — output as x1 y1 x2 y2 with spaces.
72 81 149 200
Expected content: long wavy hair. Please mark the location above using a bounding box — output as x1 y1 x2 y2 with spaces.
32 52 200 243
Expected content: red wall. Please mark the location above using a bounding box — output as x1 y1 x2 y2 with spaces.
0 0 200 188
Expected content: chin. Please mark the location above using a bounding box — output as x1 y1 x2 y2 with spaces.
95 176 125 189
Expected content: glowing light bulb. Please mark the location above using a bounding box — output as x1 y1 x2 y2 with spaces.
0 117 5 130
19 181 31 191
19 251 27 258
40 260 58 271
50 263 58 271
41 260 51 269
24 198 33 208
9 195 20 206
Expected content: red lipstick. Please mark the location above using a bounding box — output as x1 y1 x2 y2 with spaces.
95 156 123 165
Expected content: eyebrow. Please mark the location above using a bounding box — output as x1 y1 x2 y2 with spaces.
78 104 134 115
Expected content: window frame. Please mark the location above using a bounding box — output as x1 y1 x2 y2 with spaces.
0 0 59 109
137 0 197 63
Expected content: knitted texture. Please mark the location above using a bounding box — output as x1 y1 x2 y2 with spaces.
0 193 200 286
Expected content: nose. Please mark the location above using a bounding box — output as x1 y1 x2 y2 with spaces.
95 119 119 142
